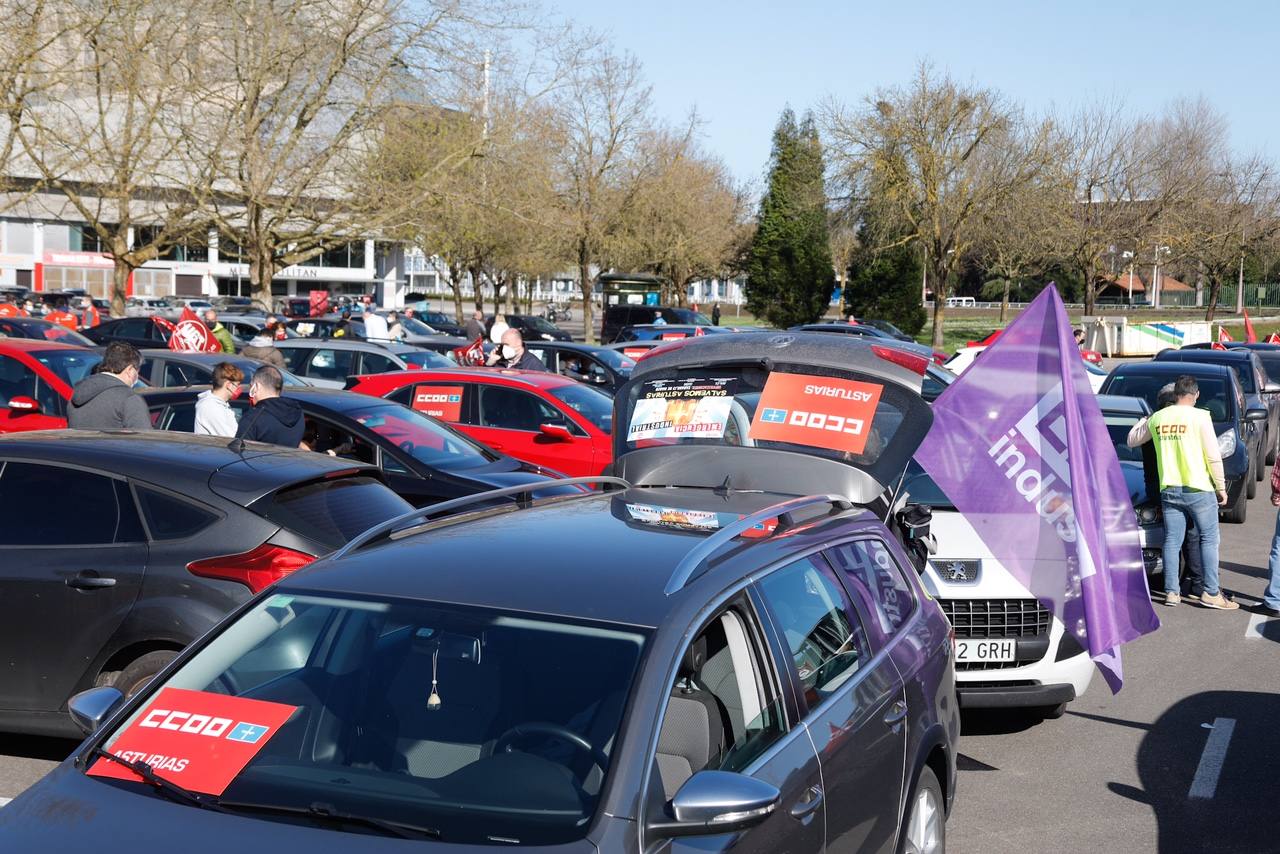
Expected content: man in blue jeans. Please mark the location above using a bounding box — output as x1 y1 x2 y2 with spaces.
1261 459 1280 617
1128 375 1239 609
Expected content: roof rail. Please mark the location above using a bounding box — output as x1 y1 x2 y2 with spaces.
331 476 631 561
663 494 854 596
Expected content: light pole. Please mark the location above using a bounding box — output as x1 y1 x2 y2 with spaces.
1122 249 1135 304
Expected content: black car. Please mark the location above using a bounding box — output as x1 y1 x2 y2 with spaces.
137 350 308 388
0 316 96 346
1157 347 1280 467
790 323 942 363
143 386 577 507
493 313 573 342
83 316 172 350
0 430 412 736
524 340 636 394
1099 360 1263 522
406 307 467 337
855 317 916 342
601 303 710 343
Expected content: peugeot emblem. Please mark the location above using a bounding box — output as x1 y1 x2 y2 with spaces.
947 561 970 582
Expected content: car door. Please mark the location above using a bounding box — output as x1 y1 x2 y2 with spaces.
471 383 595 475
356 349 402 377
0 461 148 711
299 346 356 388
756 553 907 854
0 355 67 432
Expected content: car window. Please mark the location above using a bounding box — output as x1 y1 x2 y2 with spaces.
826 539 917 637
0 462 144 545
163 362 202 387
32 349 102 387
359 351 399 375
547 383 612 434
756 556 871 707
257 476 410 551
304 348 355 382
277 346 311 373
134 486 220 540
301 415 376 465
115 318 151 338
0 356 37 406
478 385 561 432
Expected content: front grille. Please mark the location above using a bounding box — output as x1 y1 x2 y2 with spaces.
940 598 1051 639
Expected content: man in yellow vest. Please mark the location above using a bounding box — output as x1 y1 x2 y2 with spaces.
1128 375 1238 610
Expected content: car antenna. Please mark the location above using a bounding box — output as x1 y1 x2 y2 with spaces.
713 475 733 496
227 437 246 454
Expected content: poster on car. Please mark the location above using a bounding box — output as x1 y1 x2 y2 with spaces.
626 377 737 442
412 385 464 421
87 687 297 796
749 372 883 455
625 502 721 530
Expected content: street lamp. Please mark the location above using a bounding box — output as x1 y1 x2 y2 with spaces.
1122 250 1135 304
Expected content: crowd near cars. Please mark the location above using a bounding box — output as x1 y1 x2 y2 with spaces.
1 288 1270 852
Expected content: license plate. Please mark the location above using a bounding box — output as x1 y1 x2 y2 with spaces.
954 639 1016 663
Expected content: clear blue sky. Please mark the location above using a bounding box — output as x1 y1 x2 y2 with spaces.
547 0 1279 188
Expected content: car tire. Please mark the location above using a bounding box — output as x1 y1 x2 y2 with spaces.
112 651 177 699
1248 470 1258 499
1224 493 1248 524
1257 446 1266 482
899 765 945 854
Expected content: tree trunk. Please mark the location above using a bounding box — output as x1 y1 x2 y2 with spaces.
471 267 484 314
1082 262 1096 316
929 261 948 349
447 261 465 323
578 248 595 343
1205 278 1221 322
111 260 131 318
1000 278 1012 323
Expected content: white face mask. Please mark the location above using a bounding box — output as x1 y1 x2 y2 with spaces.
501 344 517 360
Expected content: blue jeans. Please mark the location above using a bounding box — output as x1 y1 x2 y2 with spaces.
1161 488 1221 596
1265 509 1280 609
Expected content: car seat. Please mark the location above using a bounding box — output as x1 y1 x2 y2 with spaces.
654 635 730 799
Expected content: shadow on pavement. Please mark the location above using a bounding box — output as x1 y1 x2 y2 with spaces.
958 708 1045 737
1104 690 1279 854
1220 559 1269 583
0 734 77 763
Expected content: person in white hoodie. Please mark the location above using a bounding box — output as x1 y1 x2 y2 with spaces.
194 362 244 437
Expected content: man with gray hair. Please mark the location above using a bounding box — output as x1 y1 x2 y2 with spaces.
234 365 304 447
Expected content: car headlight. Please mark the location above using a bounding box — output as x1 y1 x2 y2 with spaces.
1136 504 1160 525
1218 430 1237 457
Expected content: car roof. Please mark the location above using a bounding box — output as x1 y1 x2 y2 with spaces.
0 338 90 352
1095 394 1151 416
368 367 578 390
527 341 615 355
1162 348 1255 362
142 384 402 414
283 487 877 628
274 338 381 351
1110 360 1235 377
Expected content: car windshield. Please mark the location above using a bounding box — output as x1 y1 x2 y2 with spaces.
400 349 453 369
520 316 561 335
347 403 496 470
548 383 613 433
32 349 102 386
1103 372 1235 422
399 316 438 335
93 593 646 845
1249 351 1280 384
669 308 711 325
0 319 94 345
590 348 635 373
1103 412 1158 507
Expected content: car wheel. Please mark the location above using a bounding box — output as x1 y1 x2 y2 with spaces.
112 651 177 699
899 765 945 854
1248 470 1258 499
1224 493 1248 524
1268 429 1277 466
1257 446 1266 482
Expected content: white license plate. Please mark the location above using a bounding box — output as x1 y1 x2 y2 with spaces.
954 639 1016 663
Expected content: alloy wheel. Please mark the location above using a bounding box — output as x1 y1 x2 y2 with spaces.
904 784 943 854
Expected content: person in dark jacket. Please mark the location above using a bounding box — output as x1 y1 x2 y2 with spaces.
240 332 287 370
235 365 305 447
68 341 151 430
711 303 721 326
487 328 547 371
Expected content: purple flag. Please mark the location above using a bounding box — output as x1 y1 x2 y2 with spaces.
915 285 1159 692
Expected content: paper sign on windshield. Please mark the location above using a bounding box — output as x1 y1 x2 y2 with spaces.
626 502 722 530
88 687 297 796
627 377 736 441
750 372 883 455
413 385 464 421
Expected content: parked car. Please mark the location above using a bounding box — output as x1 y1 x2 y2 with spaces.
853 317 916 341
601 303 711 343
136 350 308 389
1158 346 1280 466
350 368 614 477
216 314 300 342
522 340 636 394
0 316 96 346
403 305 467 337
124 297 174 317
790 322 946 364
614 323 733 343
274 338 453 388
144 386 575 507
18 335 958 852
491 313 573 342
0 430 412 737
1099 360 1262 522
83 316 173 350
387 311 461 343
0 340 104 433
608 340 665 360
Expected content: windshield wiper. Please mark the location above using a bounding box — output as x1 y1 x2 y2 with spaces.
218 799 441 840
90 747 230 814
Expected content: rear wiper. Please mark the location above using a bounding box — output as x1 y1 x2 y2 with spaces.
90 747 229 814
219 799 441 840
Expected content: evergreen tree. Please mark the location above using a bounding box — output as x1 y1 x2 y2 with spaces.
844 238 927 336
744 109 834 327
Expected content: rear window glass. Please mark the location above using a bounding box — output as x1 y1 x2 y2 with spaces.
135 486 220 540
258 476 410 550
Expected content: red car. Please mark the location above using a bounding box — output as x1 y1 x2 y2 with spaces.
0 340 103 433
347 368 615 477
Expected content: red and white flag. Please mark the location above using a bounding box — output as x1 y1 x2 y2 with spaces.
1219 325 1233 344
451 336 486 366
1244 310 1258 343
1266 332 1280 345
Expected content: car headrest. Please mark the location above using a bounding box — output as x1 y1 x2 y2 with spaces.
679 635 708 679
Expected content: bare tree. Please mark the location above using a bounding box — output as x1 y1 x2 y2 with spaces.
977 181 1060 321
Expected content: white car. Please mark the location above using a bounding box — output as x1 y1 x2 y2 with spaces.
946 345 1106 392
903 461 1095 718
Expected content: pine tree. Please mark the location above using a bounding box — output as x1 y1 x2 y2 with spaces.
844 238 927 336
744 109 834 327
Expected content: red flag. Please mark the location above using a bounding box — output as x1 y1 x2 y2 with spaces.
153 315 176 346
180 304 199 324
451 336 486 366
1219 326 1233 344
1211 342 1227 351
1266 332 1280 345
1244 310 1257 343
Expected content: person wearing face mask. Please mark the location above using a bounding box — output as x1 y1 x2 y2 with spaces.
68 342 151 430
194 362 245 437
488 328 547 371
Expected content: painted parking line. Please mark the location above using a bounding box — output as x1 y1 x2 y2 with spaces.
1189 717 1236 799
1245 612 1273 639
0 797 10 807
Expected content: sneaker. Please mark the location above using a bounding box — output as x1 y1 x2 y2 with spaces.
1255 603 1280 618
1200 592 1240 611
1163 592 1181 607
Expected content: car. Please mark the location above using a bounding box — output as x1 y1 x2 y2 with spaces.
853 317 915 341
211 296 272 314
0 340 105 433
214 314 300 342
921 361 958 402
273 338 453 388
124 297 175 317
144 385 575 507
0 430 413 737
403 305 468 337
601 303 711 343
790 323 946 364
386 311 461 343
1099 360 1262 522
614 323 732 343
0 315 96 346
608 339 665 360
1158 346 1280 466
12 335 957 853
492 313 573 342
349 368 615 477
83 316 174 350
136 350 309 389
522 340 636 395
180 298 214 312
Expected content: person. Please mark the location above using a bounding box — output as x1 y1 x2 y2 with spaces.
1155 383 1204 599
332 308 353 338
80 297 101 328
67 341 151 430
202 309 235 353
240 329 287 370
1073 327 1086 349
1128 374 1238 610
465 309 485 341
362 307 389 341
46 301 79 330
711 302 721 326
21 298 36 316
1263 458 1280 617
194 362 244 437
653 314 668 326
386 310 405 341
0 302 22 318
487 328 547 371
234 365 304 447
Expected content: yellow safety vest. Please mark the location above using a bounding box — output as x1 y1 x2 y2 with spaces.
1146 405 1216 492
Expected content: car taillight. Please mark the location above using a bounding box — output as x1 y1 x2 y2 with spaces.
871 344 928 375
635 337 698 362
187 543 314 593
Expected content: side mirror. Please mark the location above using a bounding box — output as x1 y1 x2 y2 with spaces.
68 686 124 736
539 423 574 441
1265 382 1280 394
648 771 780 838
1246 407 1267 422
8 395 40 413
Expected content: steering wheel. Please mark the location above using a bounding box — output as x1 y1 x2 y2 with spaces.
492 722 610 778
